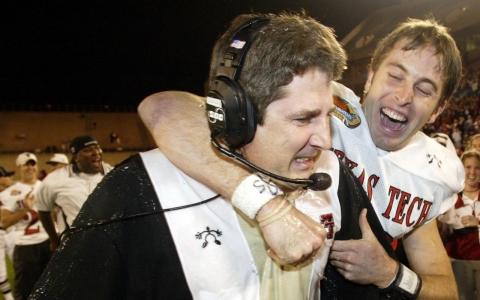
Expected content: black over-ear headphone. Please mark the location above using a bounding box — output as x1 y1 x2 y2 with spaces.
206 18 270 149
206 17 332 192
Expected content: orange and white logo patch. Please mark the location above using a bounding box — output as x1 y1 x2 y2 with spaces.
332 95 361 129
10 189 21 196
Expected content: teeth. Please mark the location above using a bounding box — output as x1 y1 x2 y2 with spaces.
295 158 310 163
382 108 406 122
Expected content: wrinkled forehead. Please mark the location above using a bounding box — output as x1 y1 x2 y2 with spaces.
394 39 443 73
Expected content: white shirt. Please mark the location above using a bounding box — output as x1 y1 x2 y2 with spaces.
1 181 49 245
141 149 342 300
35 162 112 227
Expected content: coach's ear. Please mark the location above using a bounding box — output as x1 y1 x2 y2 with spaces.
427 103 446 124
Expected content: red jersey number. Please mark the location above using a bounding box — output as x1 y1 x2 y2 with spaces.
22 210 40 235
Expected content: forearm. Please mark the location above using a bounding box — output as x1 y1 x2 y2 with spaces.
1 208 28 229
39 211 58 243
418 274 457 300
403 222 458 300
138 91 251 199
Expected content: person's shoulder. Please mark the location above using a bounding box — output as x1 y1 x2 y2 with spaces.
420 132 460 160
102 162 114 173
0 187 11 203
74 153 158 226
3 181 27 194
331 81 360 104
142 91 204 104
42 165 71 183
388 132 464 194
138 91 205 117
100 154 141 181
1 182 19 195
0 182 24 204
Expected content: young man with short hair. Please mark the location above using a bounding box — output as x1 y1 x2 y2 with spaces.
1 153 50 300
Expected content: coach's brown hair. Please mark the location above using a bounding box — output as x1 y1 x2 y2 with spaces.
208 11 346 125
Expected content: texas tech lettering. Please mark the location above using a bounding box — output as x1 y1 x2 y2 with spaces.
332 148 379 200
332 148 432 229
383 186 432 227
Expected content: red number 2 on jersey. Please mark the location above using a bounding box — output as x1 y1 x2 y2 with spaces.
22 209 41 235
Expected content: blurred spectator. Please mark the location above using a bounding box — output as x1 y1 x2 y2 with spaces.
45 154 69 172
36 136 113 252
109 132 119 144
44 153 70 240
438 150 480 300
452 126 462 149
0 167 15 300
0 153 50 300
432 133 456 153
0 167 14 193
423 67 480 153
467 134 480 152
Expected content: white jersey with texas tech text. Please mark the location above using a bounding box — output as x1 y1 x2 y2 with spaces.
1 181 48 245
330 81 465 239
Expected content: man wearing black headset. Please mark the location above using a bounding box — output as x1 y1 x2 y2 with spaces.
139 18 464 300
30 12 394 299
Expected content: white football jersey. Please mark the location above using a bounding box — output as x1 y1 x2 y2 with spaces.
330 82 464 239
1 181 49 245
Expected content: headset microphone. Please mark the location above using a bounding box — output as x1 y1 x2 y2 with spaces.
210 131 331 191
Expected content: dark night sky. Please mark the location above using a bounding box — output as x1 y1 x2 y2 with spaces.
2 1 402 109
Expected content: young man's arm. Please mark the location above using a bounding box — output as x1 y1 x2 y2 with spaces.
138 91 327 264
1 191 34 229
402 220 458 299
330 218 457 299
38 211 59 251
36 181 59 251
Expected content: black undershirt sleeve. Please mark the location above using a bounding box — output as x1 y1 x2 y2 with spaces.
321 159 396 300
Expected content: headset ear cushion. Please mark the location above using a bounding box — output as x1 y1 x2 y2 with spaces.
206 76 256 148
242 93 256 145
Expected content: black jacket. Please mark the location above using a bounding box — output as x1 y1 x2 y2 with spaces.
30 153 394 300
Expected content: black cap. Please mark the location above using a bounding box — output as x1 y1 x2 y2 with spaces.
0 166 15 177
69 136 99 154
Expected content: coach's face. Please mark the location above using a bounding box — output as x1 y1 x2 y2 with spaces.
241 69 333 191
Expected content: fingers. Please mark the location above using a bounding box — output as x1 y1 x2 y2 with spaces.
261 206 326 265
461 215 476 226
267 247 318 267
359 208 374 240
266 248 286 265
